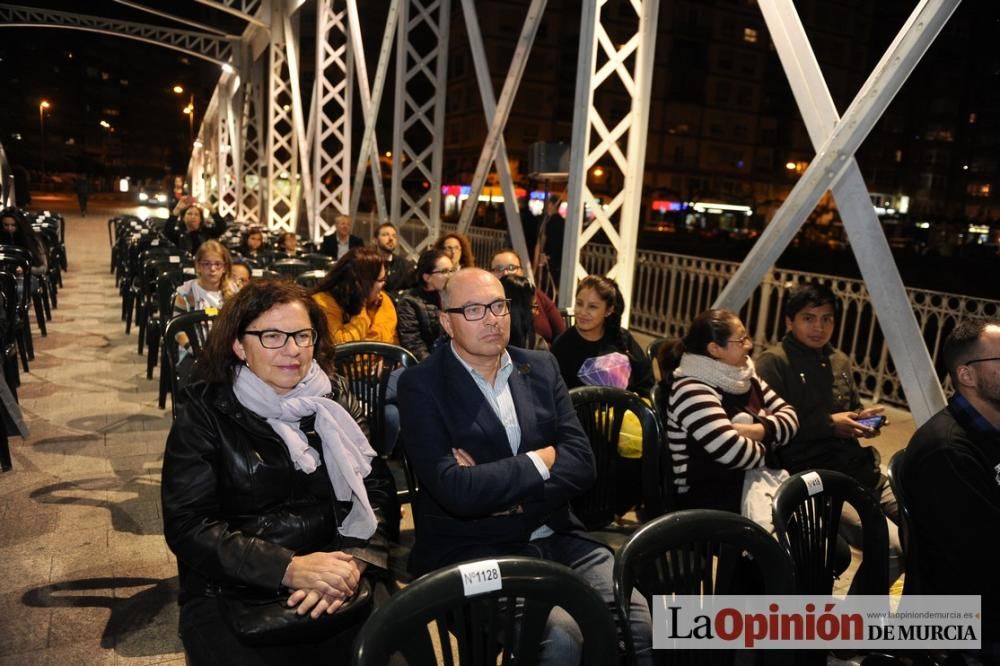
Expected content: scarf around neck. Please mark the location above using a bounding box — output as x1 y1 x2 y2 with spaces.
232 361 378 539
674 352 755 395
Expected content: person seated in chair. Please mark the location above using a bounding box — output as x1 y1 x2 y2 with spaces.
311 247 398 345
755 282 902 585
664 309 798 516
162 279 396 664
398 268 652 665
906 318 1000 656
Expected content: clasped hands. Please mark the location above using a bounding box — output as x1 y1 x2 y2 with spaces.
281 551 367 619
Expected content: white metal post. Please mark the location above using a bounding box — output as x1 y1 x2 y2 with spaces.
455 0 544 277
389 0 450 255
265 0 299 232
310 0 353 242
745 0 952 423
561 0 659 322
346 0 391 223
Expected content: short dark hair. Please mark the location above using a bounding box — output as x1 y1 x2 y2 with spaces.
195 279 333 384
784 282 839 321
942 319 995 385
375 222 397 236
490 248 522 266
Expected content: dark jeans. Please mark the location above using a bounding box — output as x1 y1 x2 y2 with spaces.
178 595 358 666
519 533 653 666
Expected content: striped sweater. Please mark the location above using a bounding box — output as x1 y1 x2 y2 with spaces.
666 374 798 511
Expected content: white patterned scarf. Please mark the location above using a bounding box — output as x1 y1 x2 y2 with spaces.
674 352 755 395
232 361 377 539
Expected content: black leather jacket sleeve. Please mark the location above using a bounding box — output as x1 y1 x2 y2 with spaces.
162 393 295 593
162 378 397 595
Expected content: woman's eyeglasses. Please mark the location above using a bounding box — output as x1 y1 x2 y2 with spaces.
727 335 752 346
430 267 458 276
444 298 511 321
198 261 225 270
242 328 318 349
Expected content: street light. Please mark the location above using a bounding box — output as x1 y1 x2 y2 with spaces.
39 100 51 179
174 84 195 146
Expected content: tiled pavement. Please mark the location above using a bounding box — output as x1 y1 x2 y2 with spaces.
0 193 919 664
0 195 182 665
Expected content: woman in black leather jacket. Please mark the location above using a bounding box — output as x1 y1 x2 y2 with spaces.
395 247 454 361
161 279 397 664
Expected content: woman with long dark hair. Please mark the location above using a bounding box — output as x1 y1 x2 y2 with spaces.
395 248 453 360
0 207 47 272
500 273 543 350
162 280 396 663
311 247 398 344
663 308 798 513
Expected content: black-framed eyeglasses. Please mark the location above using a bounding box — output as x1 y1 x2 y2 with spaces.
430 267 457 276
444 298 511 321
964 357 1000 366
727 335 752 346
242 328 318 349
490 263 522 275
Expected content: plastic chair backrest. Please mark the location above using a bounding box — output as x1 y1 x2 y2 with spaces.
333 342 417 453
162 309 218 418
352 556 617 666
300 252 335 270
887 450 921 595
613 509 796 665
772 469 889 595
568 385 664 529
644 336 673 381
269 258 311 278
294 269 328 289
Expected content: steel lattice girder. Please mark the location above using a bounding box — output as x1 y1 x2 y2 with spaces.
0 3 235 67
562 0 659 318
388 0 450 254
309 0 353 242
714 0 959 424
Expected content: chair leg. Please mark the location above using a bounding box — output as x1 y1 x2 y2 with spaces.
137 309 147 354
0 427 10 471
41 284 52 321
5 351 20 390
147 325 160 380
158 349 170 409
17 330 29 372
32 295 47 337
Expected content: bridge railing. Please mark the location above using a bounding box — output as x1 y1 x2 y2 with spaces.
355 215 999 407
586 246 1000 406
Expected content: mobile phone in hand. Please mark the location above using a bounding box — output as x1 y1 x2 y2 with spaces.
855 415 886 430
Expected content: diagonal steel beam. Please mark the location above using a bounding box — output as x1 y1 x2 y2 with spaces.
347 0 395 222
752 0 952 423
715 0 961 313
455 0 545 277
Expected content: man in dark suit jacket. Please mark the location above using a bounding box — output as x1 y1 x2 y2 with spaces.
905 318 1000 655
319 214 364 259
398 268 651 665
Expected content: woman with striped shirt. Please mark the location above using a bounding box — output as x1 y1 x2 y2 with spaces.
664 309 798 514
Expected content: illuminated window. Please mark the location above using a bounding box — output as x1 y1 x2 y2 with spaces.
743 28 758 43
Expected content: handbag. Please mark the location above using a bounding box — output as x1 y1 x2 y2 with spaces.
218 578 373 647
